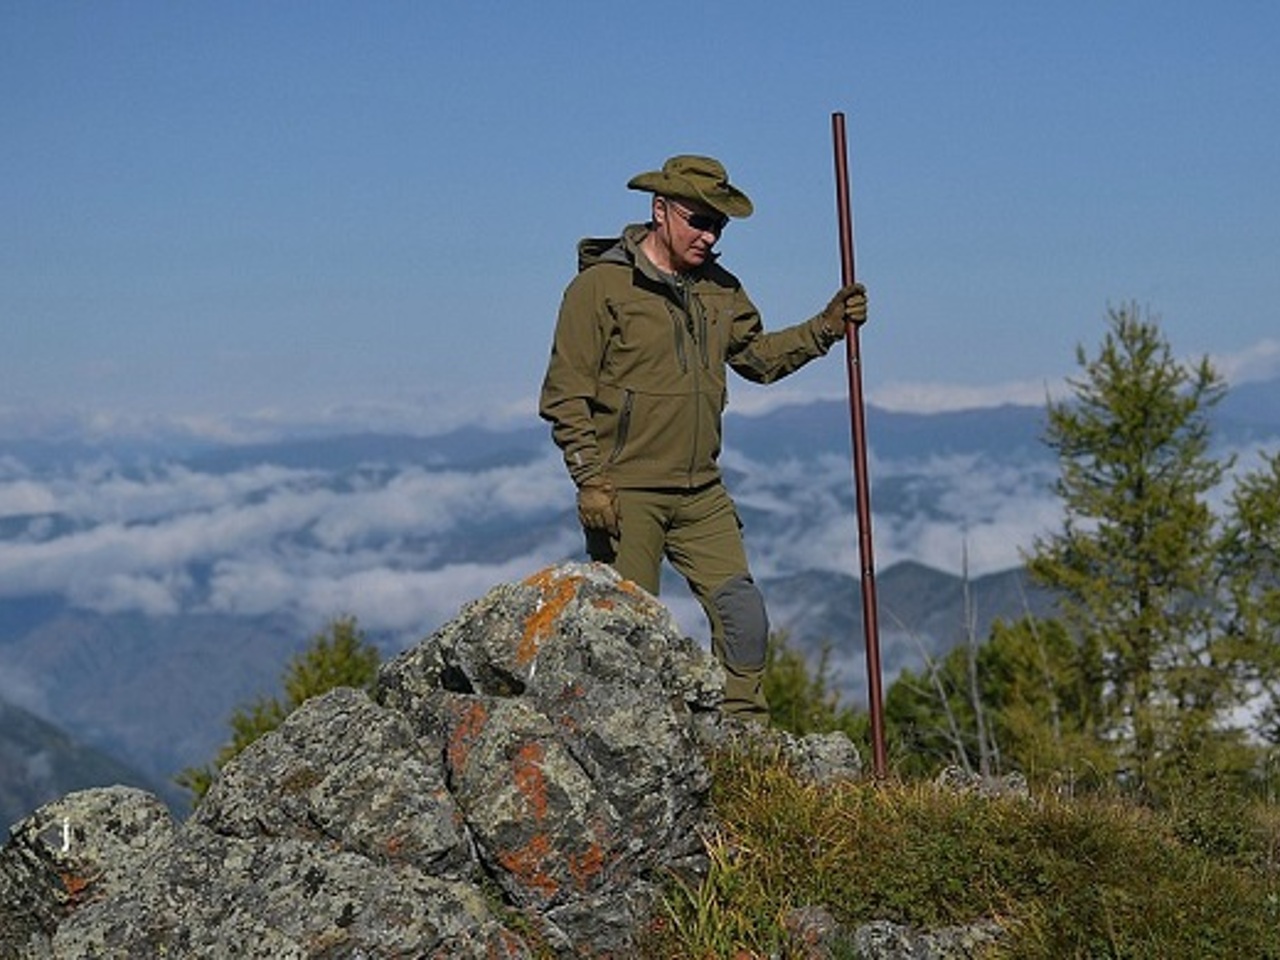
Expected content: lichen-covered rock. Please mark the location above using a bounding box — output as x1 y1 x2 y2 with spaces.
1 562 727 958
693 711 863 786
195 685 474 882
852 917 1005 959
378 561 720 954
48 827 522 959
780 910 1005 960
0 786 175 958
934 764 1030 800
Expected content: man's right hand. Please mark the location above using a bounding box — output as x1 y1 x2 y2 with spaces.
577 476 620 537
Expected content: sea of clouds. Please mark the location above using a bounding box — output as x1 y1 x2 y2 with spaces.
2 343 1277 657
0 434 1067 662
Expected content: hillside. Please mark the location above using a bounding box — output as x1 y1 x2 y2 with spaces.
0 698 168 829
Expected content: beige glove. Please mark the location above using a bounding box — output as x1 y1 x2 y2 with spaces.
818 282 869 341
577 476 620 537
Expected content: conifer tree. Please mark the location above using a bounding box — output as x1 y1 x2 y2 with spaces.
1219 450 1280 743
1027 305 1234 793
765 633 863 739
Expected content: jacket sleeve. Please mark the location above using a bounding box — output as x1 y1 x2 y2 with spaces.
725 286 836 385
538 274 605 487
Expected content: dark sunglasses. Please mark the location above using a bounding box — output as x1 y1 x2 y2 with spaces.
665 199 728 234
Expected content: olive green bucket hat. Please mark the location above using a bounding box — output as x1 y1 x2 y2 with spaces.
627 154 754 219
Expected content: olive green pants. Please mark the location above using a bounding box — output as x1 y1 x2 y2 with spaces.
586 481 770 720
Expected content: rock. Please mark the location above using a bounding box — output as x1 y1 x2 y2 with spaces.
0 561 724 958
0 786 175 959
49 826 520 959
377 561 721 952
934 764 1030 800
852 918 1005 959
195 685 475 882
693 713 863 786
779 909 1004 960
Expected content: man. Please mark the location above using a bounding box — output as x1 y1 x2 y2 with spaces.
539 154 867 720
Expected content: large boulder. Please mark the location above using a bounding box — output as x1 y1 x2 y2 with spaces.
377 562 723 952
0 562 727 958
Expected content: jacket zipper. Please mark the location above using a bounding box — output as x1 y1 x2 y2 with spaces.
685 291 704 483
670 280 705 485
669 303 688 374
695 295 710 368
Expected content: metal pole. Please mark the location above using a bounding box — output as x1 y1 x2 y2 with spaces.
832 111 887 778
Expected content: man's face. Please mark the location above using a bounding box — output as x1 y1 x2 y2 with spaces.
654 196 727 273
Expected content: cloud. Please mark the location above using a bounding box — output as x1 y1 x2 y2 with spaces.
727 449 1060 579
868 378 1069 414
73 572 192 617
1211 338 1280 385
0 389 521 445
861 337 1280 413
2 391 1273 642
198 517 582 635
0 449 579 640
0 476 58 516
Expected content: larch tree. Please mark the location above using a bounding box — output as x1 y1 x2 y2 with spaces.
1026 305 1236 794
1219 450 1280 744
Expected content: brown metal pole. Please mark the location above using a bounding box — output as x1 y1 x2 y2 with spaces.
832 111 887 778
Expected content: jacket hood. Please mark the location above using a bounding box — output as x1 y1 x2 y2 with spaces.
576 224 645 273
576 223 719 280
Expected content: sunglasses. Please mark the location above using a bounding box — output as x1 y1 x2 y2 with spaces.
664 199 728 234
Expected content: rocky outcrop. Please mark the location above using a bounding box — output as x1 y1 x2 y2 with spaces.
1 562 731 958
1 559 1016 959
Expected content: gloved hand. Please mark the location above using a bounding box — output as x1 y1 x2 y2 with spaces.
817 282 868 341
577 476 620 537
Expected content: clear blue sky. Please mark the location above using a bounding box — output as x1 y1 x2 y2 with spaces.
4 2 1278 436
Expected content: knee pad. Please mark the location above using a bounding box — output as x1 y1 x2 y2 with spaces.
712 574 769 671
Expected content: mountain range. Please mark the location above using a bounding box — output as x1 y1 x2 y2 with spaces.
2 376 1278 828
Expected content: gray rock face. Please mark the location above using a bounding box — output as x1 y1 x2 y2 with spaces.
0 562 726 958
0 785 176 958
377 562 723 952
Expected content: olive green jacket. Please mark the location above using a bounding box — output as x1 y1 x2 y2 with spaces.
539 224 838 490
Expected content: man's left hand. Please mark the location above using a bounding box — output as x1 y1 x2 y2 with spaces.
819 282 869 340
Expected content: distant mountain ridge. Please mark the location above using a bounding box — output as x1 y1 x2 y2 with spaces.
5 372 1275 468
0 697 169 829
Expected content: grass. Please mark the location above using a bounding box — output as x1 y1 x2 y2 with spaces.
642 743 1280 959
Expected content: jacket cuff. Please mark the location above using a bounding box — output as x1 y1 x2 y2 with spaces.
808 313 842 352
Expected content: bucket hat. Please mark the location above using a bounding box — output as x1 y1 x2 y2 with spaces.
627 155 753 219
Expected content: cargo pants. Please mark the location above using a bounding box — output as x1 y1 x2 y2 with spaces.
586 479 770 720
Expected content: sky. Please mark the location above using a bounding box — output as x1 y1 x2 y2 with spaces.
4 2 1279 440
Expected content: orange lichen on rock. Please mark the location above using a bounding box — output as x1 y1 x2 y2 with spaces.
58 872 94 905
446 699 490 773
568 838 607 890
512 740 549 821
517 568 583 666
496 832 560 899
